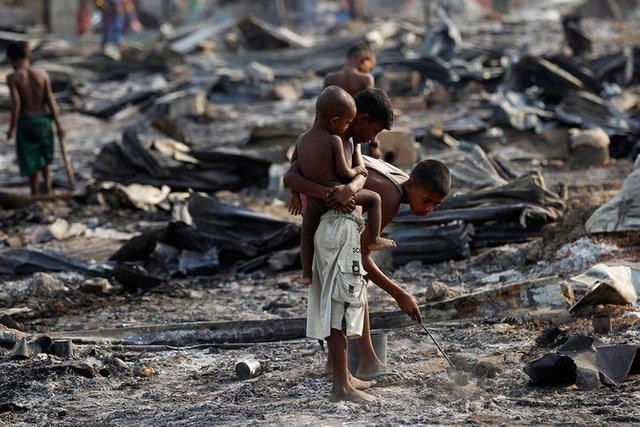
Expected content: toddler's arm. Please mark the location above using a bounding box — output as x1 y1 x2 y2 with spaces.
331 136 365 181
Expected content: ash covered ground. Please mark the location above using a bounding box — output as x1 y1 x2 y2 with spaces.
1 0 640 425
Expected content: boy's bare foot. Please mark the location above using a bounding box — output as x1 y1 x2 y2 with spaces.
350 375 375 390
295 276 312 286
330 386 377 403
309 368 375 390
368 237 396 252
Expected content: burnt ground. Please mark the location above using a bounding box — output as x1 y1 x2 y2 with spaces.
1 314 640 426
2 11 640 427
1 110 639 426
0 167 639 426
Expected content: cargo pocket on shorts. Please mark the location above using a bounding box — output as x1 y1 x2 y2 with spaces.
332 259 365 308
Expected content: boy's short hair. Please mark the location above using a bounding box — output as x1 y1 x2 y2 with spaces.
410 159 451 196
6 41 28 61
316 85 355 118
354 88 393 130
347 42 373 59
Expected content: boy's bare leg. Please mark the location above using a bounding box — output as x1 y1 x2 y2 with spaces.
355 301 403 382
42 165 52 194
298 198 325 285
28 172 39 196
327 328 376 403
355 189 396 251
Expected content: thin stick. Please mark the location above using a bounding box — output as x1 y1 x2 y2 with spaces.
606 0 623 21
57 134 75 190
419 320 455 369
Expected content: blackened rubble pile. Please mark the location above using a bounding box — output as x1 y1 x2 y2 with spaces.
0 192 300 282
1 3 639 273
110 193 300 281
390 172 564 266
380 9 640 158
524 263 640 390
374 9 639 265
491 51 640 156
93 127 271 192
525 334 640 390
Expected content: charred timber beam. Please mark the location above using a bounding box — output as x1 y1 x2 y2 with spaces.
47 277 567 346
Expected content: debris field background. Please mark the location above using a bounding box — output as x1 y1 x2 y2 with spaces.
1 0 640 425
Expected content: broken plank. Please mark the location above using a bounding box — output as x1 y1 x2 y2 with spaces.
48 277 567 346
372 276 569 329
49 317 307 346
0 190 74 209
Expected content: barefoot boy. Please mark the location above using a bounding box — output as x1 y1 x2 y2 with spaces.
290 86 395 286
285 101 451 384
6 42 64 195
287 88 398 402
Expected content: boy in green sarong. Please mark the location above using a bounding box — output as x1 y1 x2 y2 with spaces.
6 41 65 195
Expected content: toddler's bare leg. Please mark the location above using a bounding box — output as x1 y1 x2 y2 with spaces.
299 198 326 285
354 189 396 251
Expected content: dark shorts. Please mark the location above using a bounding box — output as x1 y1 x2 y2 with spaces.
16 113 54 177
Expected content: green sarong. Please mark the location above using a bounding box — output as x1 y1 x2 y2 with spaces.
16 113 54 177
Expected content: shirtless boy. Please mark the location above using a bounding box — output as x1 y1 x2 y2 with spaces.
6 42 64 195
324 42 382 159
324 42 376 98
285 88 400 403
285 129 451 388
291 86 395 286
